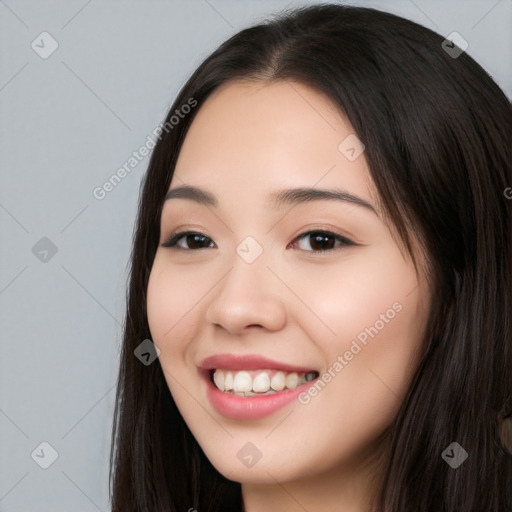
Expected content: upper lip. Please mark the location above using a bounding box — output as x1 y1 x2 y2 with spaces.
199 353 318 373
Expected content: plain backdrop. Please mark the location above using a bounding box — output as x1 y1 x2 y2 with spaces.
1 1 510 510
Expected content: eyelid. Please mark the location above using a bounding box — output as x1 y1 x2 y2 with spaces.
161 230 214 249
289 229 357 252
161 227 359 251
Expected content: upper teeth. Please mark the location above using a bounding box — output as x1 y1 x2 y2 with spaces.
212 369 317 395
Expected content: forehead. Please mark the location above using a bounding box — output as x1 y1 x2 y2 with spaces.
172 79 377 209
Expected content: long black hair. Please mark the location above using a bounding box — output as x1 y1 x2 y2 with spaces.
109 4 512 511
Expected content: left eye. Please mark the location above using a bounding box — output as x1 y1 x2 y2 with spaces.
290 230 356 252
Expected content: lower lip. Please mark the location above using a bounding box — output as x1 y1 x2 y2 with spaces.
203 371 318 420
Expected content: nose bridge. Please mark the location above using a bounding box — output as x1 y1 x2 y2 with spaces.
206 238 286 332
218 239 271 305
230 241 268 288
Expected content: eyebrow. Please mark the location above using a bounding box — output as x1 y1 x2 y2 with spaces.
164 185 377 214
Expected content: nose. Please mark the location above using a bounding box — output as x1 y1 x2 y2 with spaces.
205 255 287 335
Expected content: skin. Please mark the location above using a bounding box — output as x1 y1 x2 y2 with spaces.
146 80 431 512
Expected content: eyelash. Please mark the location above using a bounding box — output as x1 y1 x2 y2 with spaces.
161 229 357 253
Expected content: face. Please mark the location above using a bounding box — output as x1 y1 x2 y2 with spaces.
147 80 431 492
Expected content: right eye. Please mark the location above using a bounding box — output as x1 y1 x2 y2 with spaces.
161 231 215 250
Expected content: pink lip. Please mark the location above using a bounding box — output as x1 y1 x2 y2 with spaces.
199 353 316 373
199 353 318 420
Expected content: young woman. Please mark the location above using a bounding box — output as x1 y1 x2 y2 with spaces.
109 4 512 511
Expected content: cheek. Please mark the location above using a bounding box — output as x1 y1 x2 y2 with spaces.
146 256 207 350
146 260 201 403
147 265 177 347
280 245 420 344
284 247 426 423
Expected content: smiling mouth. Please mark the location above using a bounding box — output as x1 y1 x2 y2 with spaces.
209 368 319 396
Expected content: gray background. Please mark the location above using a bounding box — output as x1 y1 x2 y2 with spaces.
1 0 510 510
